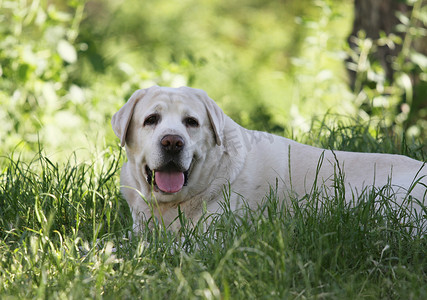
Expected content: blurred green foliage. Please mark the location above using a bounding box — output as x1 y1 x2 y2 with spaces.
78 0 355 132
0 0 426 159
347 0 427 139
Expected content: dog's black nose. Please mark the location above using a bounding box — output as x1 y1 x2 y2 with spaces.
161 135 185 153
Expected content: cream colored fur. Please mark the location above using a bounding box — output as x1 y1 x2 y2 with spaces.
112 86 426 232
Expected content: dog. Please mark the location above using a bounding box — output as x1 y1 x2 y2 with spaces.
112 86 426 232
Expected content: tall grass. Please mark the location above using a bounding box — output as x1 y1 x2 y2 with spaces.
0 122 426 299
0 147 129 240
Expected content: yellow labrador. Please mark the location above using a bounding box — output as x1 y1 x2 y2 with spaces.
112 86 426 232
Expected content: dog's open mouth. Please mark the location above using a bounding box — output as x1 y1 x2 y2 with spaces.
145 164 189 194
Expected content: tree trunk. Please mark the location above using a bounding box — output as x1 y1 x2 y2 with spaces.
346 0 410 90
347 0 427 133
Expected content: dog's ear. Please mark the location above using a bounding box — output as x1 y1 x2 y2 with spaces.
111 88 149 147
188 88 225 146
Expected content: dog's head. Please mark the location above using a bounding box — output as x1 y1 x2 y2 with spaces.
112 86 225 202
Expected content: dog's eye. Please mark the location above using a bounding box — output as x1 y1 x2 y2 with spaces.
144 114 160 126
184 117 199 128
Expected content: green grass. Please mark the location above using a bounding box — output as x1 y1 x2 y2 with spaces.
1 123 426 299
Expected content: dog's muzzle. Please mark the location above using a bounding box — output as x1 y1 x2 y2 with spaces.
145 134 190 194
145 164 189 194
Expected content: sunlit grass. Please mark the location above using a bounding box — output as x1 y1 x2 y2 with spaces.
1 122 426 299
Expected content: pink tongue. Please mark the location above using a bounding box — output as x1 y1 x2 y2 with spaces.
155 171 185 193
